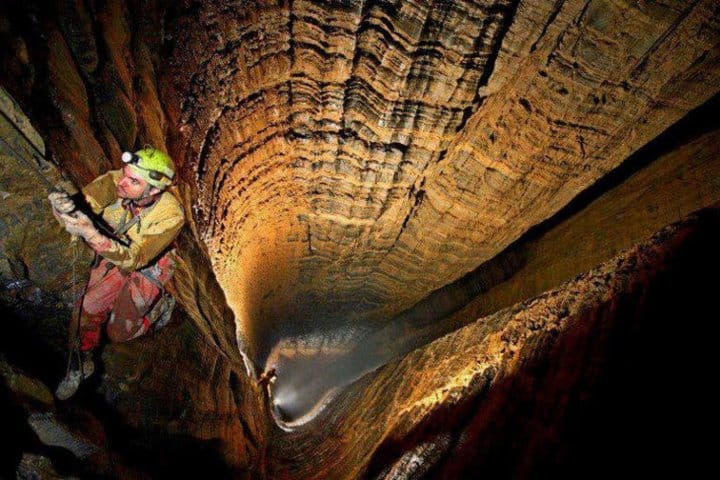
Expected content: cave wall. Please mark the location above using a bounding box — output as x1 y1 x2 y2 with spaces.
163 0 720 371
0 0 245 368
267 203 720 480
452 95 720 323
5 0 718 382
1 1 720 478
301 95 720 403
0 95 264 480
424 205 720 480
1 2 262 476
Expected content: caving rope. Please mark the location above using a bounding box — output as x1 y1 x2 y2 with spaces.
65 242 96 382
0 107 119 239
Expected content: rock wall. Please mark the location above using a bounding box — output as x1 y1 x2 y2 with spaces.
0 3 261 476
269 203 720 479
164 0 720 375
451 92 720 323
1 1 720 478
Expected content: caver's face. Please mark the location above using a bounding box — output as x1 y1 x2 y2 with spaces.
116 165 159 199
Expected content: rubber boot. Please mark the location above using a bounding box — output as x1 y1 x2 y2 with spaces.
55 351 94 400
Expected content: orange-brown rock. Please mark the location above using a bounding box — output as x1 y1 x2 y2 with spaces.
1 1 720 478
164 0 720 375
269 203 720 479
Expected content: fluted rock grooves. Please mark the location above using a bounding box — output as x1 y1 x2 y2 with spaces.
1 0 720 478
167 0 720 378
161 0 720 424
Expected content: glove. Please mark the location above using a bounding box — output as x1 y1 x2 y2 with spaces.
48 191 76 214
57 210 98 240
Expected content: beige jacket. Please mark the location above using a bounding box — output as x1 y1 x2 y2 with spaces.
81 169 185 272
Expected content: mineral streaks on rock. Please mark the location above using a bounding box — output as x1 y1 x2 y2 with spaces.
380 0 720 315
169 1 720 367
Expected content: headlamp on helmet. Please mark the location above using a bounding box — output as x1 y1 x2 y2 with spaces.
121 148 175 189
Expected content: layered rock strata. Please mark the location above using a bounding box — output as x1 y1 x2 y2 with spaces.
269 203 720 479
166 0 720 379
1 1 720 478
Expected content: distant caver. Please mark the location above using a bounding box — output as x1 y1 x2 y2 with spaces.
49 148 185 400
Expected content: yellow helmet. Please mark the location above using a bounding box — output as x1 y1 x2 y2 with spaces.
121 148 175 189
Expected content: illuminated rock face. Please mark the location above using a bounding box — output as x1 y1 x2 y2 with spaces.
268 203 720 479
164 0 720 371
2 0 720 478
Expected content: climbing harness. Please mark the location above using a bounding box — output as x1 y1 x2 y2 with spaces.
113 198 178 328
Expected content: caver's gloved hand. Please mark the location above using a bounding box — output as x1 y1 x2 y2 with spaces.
48 191 76 214
57 209 99 240
56 209 112 252
49 191 78 229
